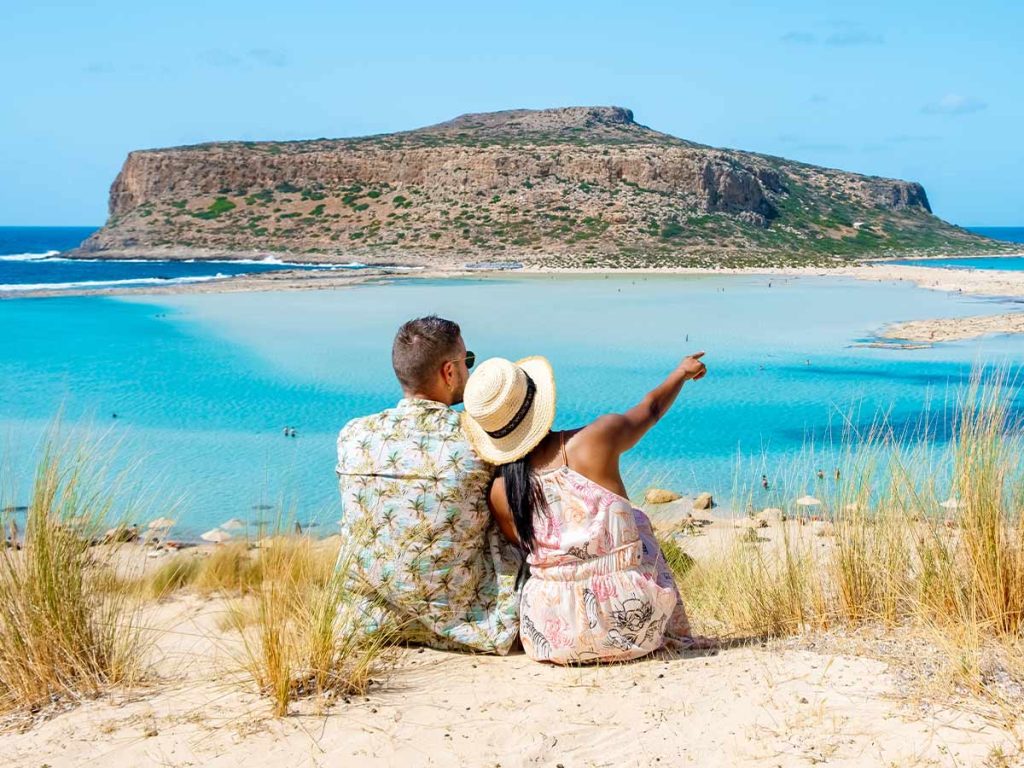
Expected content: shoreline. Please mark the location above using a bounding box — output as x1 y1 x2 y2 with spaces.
4 255 1024 298
5 253 1024 345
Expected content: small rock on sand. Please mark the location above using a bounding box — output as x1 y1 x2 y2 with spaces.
645 488 681 504
692 492 714 510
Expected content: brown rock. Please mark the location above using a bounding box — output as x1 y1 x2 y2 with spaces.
692 492 715 511
645 488 681 505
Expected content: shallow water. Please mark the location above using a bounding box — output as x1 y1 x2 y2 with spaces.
3 272 1023 535
889 256 1024 271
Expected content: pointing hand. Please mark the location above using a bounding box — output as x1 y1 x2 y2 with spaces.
679 351 707 381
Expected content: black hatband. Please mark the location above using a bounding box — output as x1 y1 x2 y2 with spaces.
485 374 536 438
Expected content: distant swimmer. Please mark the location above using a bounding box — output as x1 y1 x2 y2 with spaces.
112 412 118 419
761 474 769 490
834 468 841 480
816 469 825 480
289 428 297 438
283 426 290 436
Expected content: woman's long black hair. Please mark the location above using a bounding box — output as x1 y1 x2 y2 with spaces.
501 454 547 553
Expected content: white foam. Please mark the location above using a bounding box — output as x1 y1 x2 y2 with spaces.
0 274 230 292
0 250 60 261
0 252 369 270
204 259 367 268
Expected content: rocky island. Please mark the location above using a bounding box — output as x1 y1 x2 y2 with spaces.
75 106 1011 268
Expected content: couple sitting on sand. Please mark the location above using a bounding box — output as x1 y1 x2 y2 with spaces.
336 315 712 664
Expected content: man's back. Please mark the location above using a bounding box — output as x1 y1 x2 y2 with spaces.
337 397 521 654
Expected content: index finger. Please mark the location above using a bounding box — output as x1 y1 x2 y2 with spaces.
688 351 705 360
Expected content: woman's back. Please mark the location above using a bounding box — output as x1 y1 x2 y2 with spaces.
467 352 711 663
515 435 689 664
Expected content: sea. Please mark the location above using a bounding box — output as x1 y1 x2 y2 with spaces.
0 226 364 293
3 226 1024 536
888 226 1024 270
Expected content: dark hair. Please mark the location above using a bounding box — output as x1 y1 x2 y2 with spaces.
501 456 547 552
392 315 461 392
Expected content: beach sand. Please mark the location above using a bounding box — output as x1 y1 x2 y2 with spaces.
2 514 1021 767
882 312 1024 343
2 595 1015 767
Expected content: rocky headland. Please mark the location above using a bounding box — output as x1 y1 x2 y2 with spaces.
74 106 1012 268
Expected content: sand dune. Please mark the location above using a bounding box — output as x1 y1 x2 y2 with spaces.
3 522 1021 768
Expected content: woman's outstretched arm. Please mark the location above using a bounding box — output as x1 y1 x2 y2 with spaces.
590 352 707 454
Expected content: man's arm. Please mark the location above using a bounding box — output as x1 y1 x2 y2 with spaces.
589 352 707 454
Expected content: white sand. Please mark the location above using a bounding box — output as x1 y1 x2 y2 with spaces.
883 313 1024 343
3 522 1021 767
2 591 1015 767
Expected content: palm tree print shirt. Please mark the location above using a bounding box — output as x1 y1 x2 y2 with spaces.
336 398 522 654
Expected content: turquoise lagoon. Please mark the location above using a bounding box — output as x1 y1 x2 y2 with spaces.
3 273 1023 535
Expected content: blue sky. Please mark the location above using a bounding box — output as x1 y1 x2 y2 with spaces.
2 0 1021 226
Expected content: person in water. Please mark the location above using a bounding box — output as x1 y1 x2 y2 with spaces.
462 352 715 664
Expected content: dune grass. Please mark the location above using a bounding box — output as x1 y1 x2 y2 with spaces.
0 438 148 714
670 373 1024 702
223 533 392 716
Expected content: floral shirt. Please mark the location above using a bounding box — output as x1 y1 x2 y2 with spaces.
336 398 522 654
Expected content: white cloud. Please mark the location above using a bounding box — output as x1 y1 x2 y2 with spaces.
922 93 987 115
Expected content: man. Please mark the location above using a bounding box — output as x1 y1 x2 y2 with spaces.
335 316 522 653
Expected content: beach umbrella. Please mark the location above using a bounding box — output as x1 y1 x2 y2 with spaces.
147 516 176 529
201 528 232 544
795 495 822 507
220 518 247 531
940 497 962 510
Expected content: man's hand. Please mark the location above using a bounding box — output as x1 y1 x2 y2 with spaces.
678 351 707 381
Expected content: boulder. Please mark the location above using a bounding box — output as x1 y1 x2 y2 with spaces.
645 488 681 505
692 492 715 511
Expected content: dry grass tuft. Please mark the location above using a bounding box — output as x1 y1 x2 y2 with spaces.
672 373 1024 707
0 438 148 714
224 534 393 716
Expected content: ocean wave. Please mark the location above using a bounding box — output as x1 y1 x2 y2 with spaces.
0 250 61 261
1 254 367 269
0 274 230 292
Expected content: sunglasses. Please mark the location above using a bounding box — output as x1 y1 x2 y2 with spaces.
451 351 475 369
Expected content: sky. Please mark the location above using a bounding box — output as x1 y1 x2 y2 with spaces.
2 0 1021 226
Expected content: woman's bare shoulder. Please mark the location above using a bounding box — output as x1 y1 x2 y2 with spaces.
573 415 629 445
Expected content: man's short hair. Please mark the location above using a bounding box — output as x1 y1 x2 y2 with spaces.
392 316 462 392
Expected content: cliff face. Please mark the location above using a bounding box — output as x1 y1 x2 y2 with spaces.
80 106 998 267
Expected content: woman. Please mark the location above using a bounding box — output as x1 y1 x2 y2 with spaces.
462 352 712 664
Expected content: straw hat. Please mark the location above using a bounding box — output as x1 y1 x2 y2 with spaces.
462 356 556 464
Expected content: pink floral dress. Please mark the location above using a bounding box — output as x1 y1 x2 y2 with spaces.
519 454 692 664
